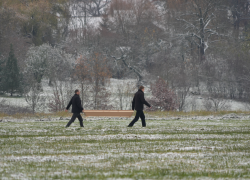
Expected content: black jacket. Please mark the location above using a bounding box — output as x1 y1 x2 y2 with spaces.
66 94 84 113
132 89 151 111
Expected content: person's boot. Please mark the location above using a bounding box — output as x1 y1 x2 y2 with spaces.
80 121 84 128
65 124 70 128
65 120 73 128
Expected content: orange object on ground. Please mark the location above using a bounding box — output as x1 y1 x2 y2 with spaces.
84 110 134 117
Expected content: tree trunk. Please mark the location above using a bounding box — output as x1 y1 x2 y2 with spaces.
81 83 84 106
199 14 205 61
49 79 53 86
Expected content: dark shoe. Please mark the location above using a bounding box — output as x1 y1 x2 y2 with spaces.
127 125 133 127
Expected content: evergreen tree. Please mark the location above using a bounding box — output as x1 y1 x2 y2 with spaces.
2 44 21 96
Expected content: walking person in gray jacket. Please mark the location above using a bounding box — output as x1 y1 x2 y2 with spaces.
128 86 151 127
65 89 84 128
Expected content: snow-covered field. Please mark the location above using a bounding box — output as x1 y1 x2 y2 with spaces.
1 115 250 179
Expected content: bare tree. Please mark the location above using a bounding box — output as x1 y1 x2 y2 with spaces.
110 48 144 85
203 94 230 112
171 63 192 111
104 0 162 85
74 52 112 110
115 81 137 110
25 83 46 114
202 98 213 111
71 0 110 18
89 52 112 110
48 80 74 112
166 0 229 61
227 0 250 38
190 96 197 111
74 55 91 107
87 0 111 16
177 86 190 112
210 97 229 112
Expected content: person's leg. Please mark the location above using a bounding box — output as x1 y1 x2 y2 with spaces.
77 114 84 127
128 110 142 127
140 111 146 127
66 113 77 127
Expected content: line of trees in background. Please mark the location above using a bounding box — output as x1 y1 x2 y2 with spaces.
1 0 250 114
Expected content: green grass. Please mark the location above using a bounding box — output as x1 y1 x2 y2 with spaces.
0 118 250 179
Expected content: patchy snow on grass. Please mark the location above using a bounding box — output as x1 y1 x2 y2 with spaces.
0 116 250 179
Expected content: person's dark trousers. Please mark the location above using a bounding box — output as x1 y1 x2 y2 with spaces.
128 110 146 127
66 113 84 127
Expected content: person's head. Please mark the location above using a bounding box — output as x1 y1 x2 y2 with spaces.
139 86 145 92
75 89 80 95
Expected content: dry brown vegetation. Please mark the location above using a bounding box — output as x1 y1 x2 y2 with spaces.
146 110 250 117
0 111 71 120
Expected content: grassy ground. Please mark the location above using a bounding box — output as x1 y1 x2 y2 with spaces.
0 116 250 179
146 110 250 117
0 111 70 119
1 110 250 119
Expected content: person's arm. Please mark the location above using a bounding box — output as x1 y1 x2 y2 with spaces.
132 95 135 110
139 93 151 108
76 97 84 112
66 98 72 111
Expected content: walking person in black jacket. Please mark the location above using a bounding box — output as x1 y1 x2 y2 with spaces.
65 89 84 128
128 86 151 127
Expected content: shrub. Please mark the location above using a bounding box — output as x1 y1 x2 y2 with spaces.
149 78 178 111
